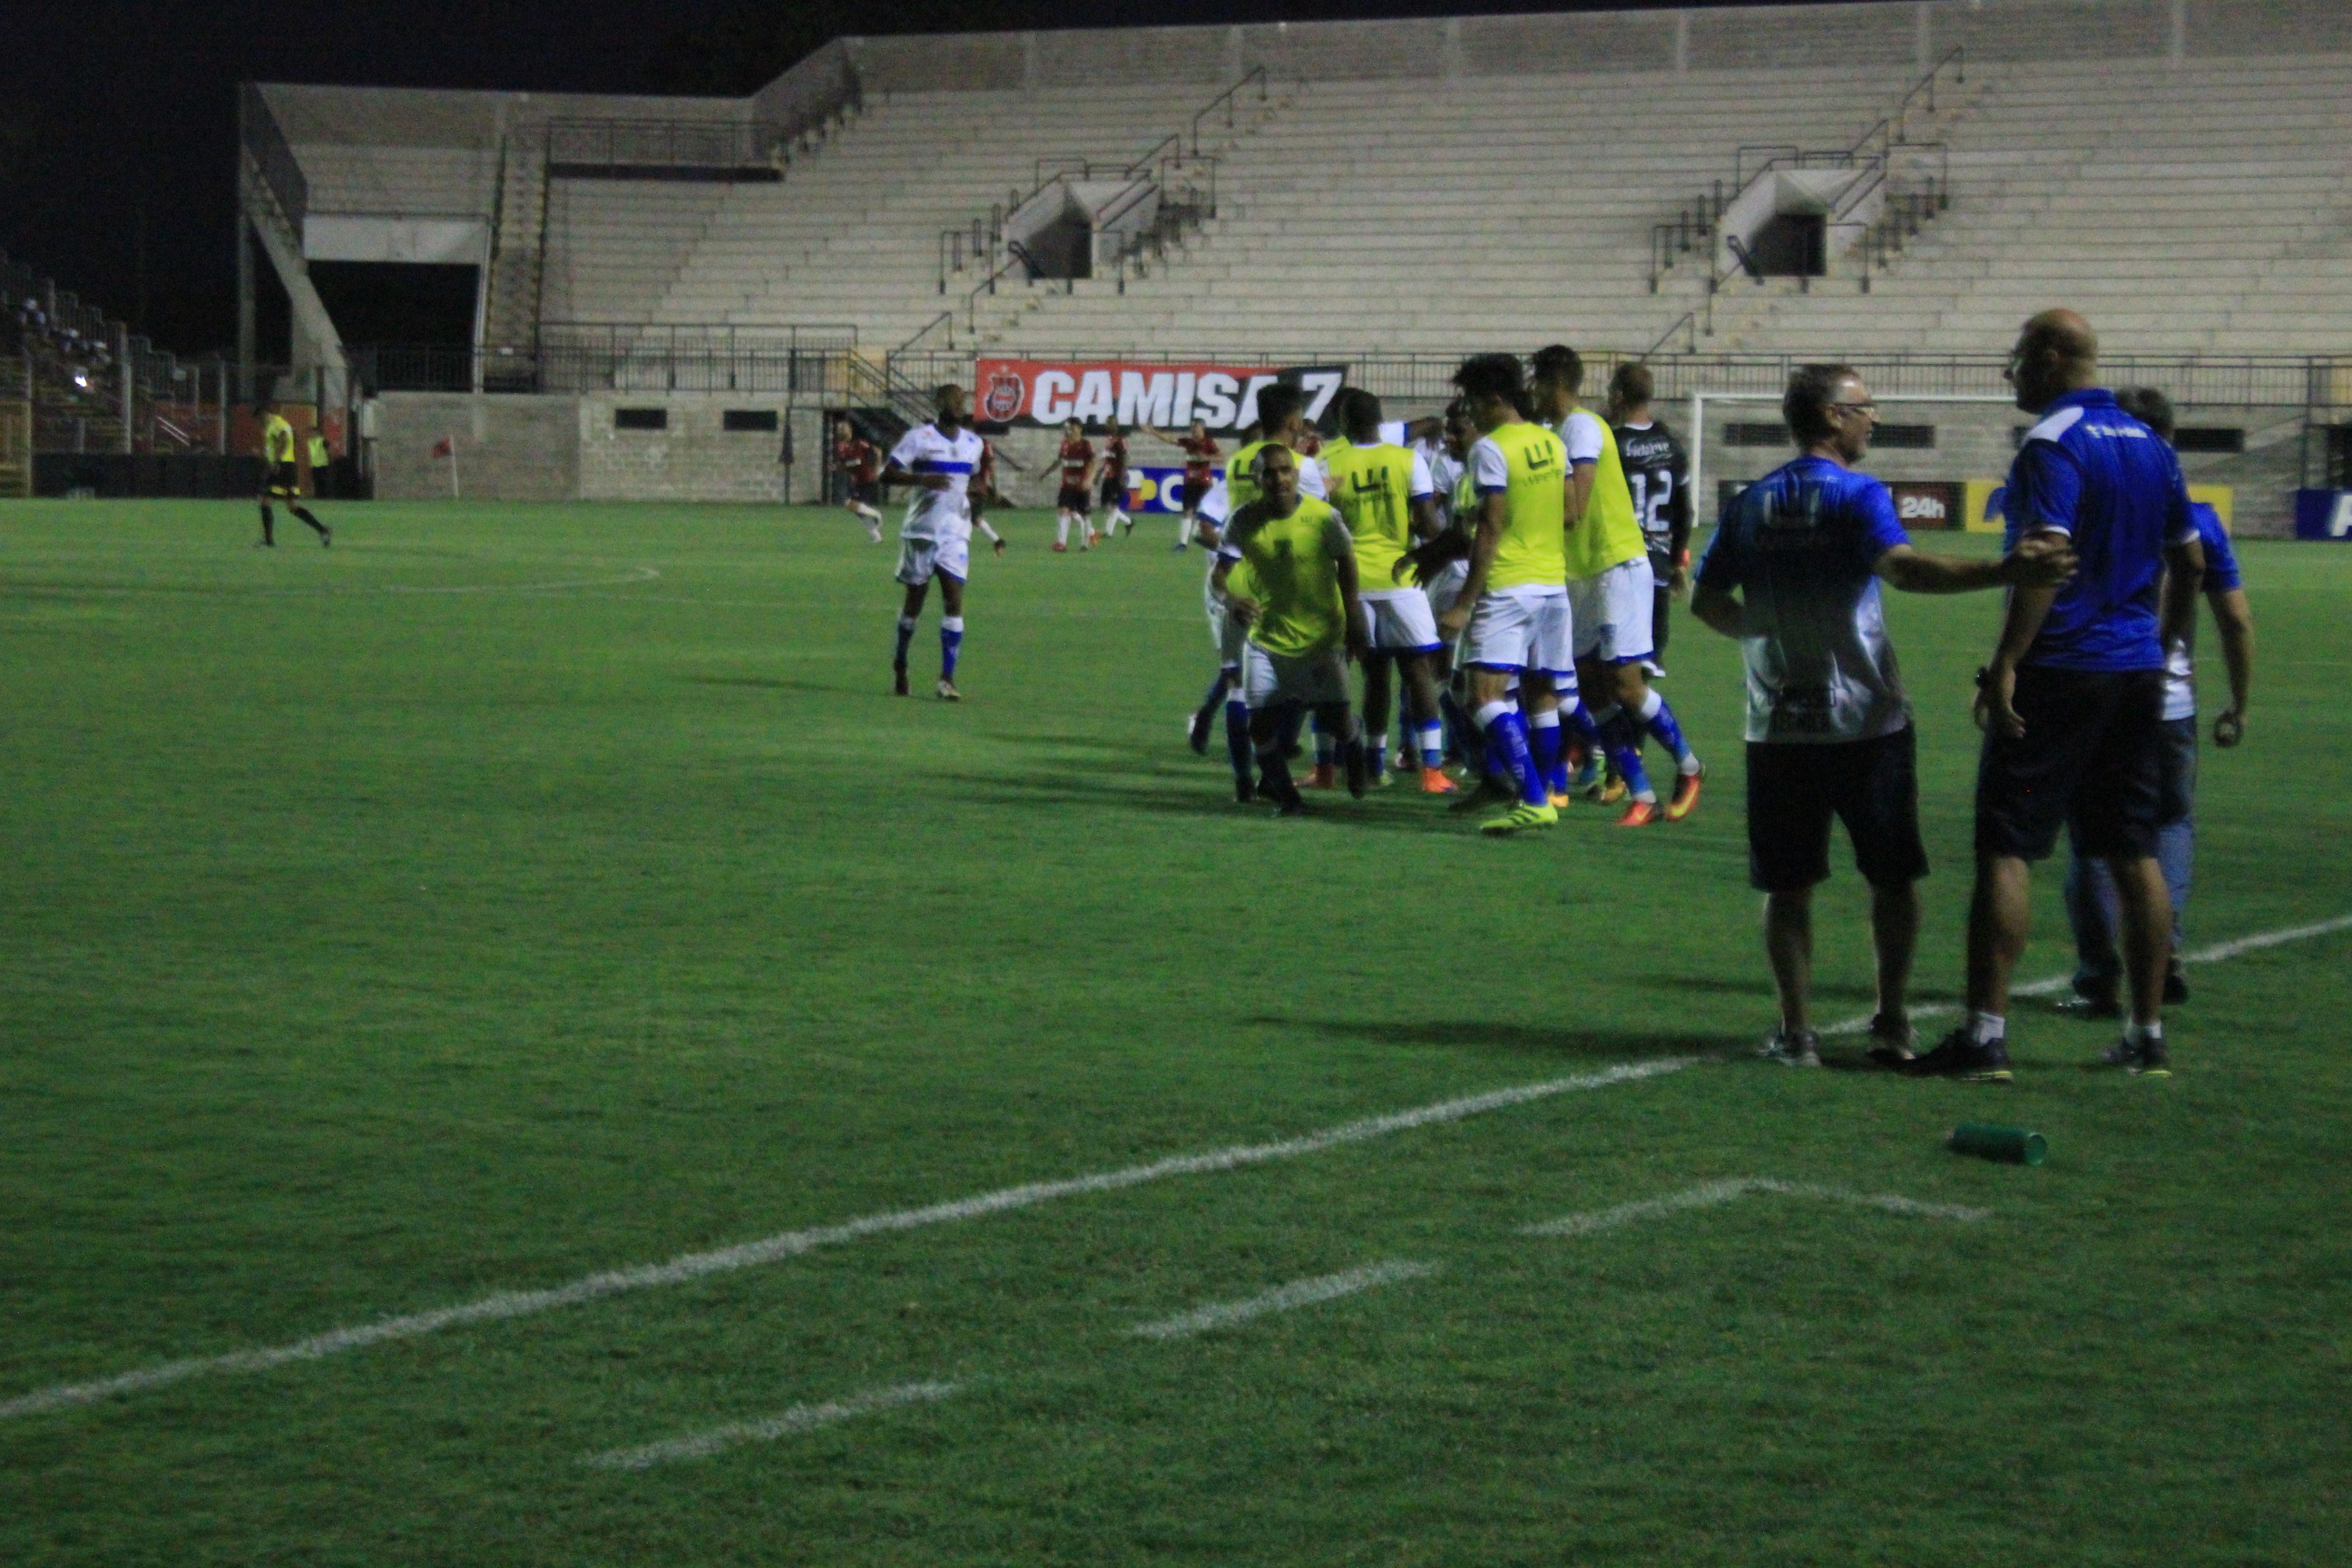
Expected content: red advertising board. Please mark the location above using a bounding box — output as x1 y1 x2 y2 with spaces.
975 358 1344 432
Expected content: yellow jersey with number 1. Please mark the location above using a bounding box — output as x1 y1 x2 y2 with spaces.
1559 408 1647 579
1322 439 1421 589
1476 422 1569 592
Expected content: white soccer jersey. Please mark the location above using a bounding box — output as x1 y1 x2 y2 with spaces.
1556 409 1609 467
1427 448 1465 523
887 423 985 544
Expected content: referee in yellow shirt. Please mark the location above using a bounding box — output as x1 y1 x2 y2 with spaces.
257 394 330 548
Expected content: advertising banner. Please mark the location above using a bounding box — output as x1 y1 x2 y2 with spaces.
2294 488 2352 539
1888 481 1963 531
1973 480 2236 534
976 358 1345 432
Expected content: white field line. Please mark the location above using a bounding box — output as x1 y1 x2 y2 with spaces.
1820 910 2352 1036
1522 1178 1990 1238
0 1057 1692 1423
581 1380 960 1472
1128 1260 1437 1341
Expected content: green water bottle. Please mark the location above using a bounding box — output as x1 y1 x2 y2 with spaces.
1948 1122 2047 1166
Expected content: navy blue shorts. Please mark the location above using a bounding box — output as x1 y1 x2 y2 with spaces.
1975 666 2166 861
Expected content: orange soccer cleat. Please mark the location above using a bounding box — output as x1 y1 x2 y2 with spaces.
1419 766 1458 794
1663 766 1705 821
1615 798 1659 828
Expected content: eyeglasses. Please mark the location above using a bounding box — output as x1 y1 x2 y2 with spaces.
1828 400 1878 417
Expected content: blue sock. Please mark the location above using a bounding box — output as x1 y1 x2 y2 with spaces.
1565 698 1602 760
1416 719 1445 769
939 616 963 680
1601 705 1655 802
1438 690 1477 762
1200 668 1234 715
1477 701 1547 807
1223 697 1252 782
1367 732 1389 780
1529 710 1567 796
893 613 916 668
1637 688 1698 772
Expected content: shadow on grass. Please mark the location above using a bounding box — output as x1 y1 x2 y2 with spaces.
933 768 1475 836
683 674 859 696
1639 973 1891 1004
1248 1014 1744 1062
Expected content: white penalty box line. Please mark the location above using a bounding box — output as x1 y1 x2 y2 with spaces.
8 911 2345 1427
584 1177 1984 1470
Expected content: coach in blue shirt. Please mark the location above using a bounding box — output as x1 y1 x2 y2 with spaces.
1906 311 2206 1081
1691 366 2073 1069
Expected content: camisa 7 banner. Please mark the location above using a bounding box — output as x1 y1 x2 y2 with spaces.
975 359 1347 431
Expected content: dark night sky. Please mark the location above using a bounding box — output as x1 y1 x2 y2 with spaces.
0 0 1810 357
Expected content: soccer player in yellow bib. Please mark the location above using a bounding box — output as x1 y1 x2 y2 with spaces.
1435 353 1572 836
255 394 330 548
1323 388 1453 793
1532 345 1700 826
1210 443 1369 814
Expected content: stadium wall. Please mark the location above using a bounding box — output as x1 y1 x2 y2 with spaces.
370 392 824 504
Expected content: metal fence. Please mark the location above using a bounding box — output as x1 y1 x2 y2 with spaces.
545 118 769 172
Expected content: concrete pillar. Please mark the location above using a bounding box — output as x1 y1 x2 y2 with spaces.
1675 10 1691 74
118 325 133 455
2170 0 2188 64
1442 16 1465 81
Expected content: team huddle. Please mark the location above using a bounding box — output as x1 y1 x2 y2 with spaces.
859 311 2251 1079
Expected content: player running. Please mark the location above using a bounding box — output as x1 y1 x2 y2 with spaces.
1053 419 1097 552
1436 354 1572 836
878 385 1000 701
834 420 886 542
1608 362 1691 678
255 395 329 548
1144 417 1220 549
1093 422 1135 539
1324 388 1452 793
1531 345 1701 827
1211 444 1370 814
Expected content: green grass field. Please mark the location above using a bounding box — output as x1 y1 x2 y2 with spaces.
4 497 2348 1567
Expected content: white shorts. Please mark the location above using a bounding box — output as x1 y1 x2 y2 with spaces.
1242 643 1350 709
896 533 969 587
1424 559 1471 616
1569 556 1656 663
1464 585 1574 678
1205 572 1249 666
1357 588 1441 654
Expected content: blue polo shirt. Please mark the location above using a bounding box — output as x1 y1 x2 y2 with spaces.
2001 387 2196 672
1696 456 1914 744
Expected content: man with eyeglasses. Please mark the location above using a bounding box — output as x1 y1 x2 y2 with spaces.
1905 311 2207 1081
1691 365 2076 1068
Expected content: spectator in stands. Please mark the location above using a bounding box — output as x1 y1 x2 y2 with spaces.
2059 386 2255 1017
1906 310 2205 1081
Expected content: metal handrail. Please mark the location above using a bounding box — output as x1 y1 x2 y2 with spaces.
1191 64 1269 155
544 117 766 170
897 312 954 355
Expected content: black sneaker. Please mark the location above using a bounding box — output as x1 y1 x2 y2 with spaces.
2164 963 2190 1005
1232 775 1257 805
1902 1029 2014 1083
2054 995 2122 1020
892 662 909 697
2098 1035 2173 1077
1260 773 1305 816
1864 1014 1917 1067
1188 705 1215 755
1756 1027 1821 1068
1342 738 1368 799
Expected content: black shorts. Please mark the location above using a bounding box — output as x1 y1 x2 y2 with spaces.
1975 665 2165 861
1057 484 1090 512
848 479 877 505
1747 725 1928 893
1099 475 1125 507
261 462 299 499
1183 471 1212 507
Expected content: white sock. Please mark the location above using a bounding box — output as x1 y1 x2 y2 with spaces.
1635 689 1662 721
1056 514 1072 544
2126 1019 2163 1047
1965 1010 2006 1046
1475 699 1512 730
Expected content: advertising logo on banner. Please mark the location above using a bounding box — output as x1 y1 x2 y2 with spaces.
976 359 1346 432
1889 481 1964 530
